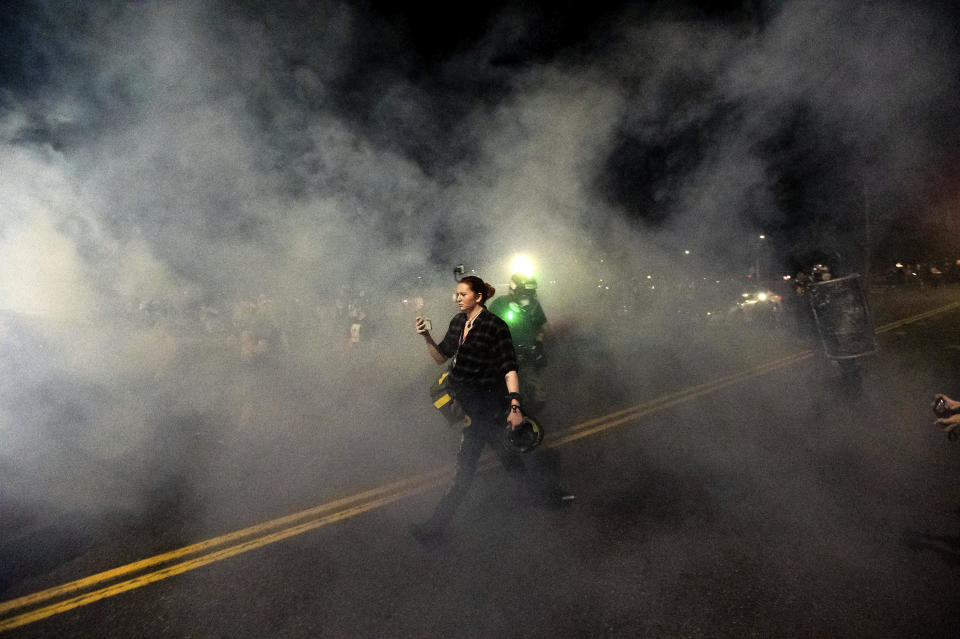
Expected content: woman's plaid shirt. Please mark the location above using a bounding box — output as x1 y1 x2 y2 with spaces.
437 308 518 389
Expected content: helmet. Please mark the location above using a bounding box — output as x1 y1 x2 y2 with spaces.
811 263 832 282
502 415 545 454
509 273 537 298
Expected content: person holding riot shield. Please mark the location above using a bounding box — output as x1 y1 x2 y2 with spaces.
798 259 877 395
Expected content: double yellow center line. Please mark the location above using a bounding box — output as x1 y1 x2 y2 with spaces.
1 300 956 632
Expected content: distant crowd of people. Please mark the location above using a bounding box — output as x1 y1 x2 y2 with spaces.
131 287 384 367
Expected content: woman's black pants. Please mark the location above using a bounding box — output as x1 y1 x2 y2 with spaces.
423 385 529 530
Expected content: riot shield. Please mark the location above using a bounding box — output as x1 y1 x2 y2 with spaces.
806 274 877 360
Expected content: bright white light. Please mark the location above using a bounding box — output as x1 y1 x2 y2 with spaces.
759 234 766 239
895 262 903 268
646 275 652 279
757 292 768 301
783 275 791 280
683 250 691 255
510 254 535 278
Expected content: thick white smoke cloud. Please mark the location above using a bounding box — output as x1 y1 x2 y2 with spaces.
0 1 446 523
2 0 955 318
0 0 957 539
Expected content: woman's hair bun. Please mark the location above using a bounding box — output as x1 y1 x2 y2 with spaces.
459 275 495 305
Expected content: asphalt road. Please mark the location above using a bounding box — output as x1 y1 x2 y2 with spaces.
2 285 960 637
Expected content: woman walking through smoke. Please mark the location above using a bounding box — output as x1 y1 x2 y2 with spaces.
412 275 529 545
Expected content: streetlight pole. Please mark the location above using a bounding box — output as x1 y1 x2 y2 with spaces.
756 234 766 284
863 182 871 284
